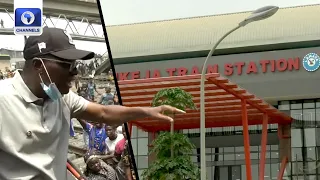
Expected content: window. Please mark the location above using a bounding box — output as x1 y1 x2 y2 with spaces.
191 155 198 163
291 101 303 109
235 153 245 160
270 145 278 150
235 146 244 152
224 154 235 161
291 129 302 148
137 156 148 169
306 162 317 174
303 100 315 109
131 139 137 156
250 146 259 151
270 151 279 159
251 153 259 159
303 109 315 127
270 163 279 178
304 128 316 147
235 126 243 132
137 128 148 138
224 147 234 153
291 109 303 121
207 166 213 180
316 99 320 108
315 109 320 126
292 162 304 175
291 148 303 161
306 147 316 161
137 138 148 155
206 154 212 162
278 101 290 110
131 126 138 138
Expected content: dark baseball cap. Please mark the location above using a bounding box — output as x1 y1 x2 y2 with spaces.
23 27 95 61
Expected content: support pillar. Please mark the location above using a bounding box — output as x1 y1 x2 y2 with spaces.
241 99 252 180
278 124 291 179
278 157 288 180
278 125 291 161
259 114 268 180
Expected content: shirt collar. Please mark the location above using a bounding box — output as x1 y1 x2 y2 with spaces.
12 71 40 103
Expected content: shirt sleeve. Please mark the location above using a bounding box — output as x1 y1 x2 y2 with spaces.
63 90 90 117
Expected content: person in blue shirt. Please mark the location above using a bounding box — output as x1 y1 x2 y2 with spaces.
99 87 114 105
87 78 99 101
79 120 107 153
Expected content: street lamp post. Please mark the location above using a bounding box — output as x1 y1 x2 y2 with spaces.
199 6 279 180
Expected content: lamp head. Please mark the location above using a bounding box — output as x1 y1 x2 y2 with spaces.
239 6 279 27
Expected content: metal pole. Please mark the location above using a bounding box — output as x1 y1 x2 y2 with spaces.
200 25 240 180
171 120 174 158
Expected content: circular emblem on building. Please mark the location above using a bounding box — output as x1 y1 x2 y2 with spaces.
303 53 320 72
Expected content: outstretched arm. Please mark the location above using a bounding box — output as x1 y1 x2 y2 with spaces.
66 91 185 126
76 102 184 126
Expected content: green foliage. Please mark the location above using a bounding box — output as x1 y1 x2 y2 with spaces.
151 87 197 111
141 132 200 180
142 88 199 180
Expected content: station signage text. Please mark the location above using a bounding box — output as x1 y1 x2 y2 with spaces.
116 57 300 80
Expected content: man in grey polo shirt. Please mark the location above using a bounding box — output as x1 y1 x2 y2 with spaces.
0 27 183 180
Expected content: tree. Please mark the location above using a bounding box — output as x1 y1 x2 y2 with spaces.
142 87 199 180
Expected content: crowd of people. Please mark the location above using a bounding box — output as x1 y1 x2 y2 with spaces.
75 77 118 105
70 79 134 180
81 123 134 180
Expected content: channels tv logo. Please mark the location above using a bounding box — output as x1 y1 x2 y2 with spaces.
303 53 320 72
14 8 42 35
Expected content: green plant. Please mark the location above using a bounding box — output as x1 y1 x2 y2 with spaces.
152 87 197 157
151 87 197 112
141 132 200 180
142 87 200 180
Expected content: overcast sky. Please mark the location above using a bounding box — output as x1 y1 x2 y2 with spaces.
0 0 319 53
101 0 320 25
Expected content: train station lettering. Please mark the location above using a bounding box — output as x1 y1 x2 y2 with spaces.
116 58 300 80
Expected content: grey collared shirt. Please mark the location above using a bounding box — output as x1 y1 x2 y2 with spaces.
0 72 89 180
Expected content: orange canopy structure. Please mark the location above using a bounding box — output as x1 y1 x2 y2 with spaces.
118 73 292 180
118 73 292 132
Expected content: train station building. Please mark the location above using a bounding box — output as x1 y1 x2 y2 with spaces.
101 4 320 179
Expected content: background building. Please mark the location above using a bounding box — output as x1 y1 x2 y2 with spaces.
97 4 320 179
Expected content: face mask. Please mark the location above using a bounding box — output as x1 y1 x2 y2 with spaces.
37 58 62 101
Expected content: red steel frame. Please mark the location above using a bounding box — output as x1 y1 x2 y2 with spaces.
118 73 292 179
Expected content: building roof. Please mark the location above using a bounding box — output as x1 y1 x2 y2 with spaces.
118 74 292 132
107 4 320 60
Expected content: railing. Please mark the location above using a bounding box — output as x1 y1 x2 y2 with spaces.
76 54 109 77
